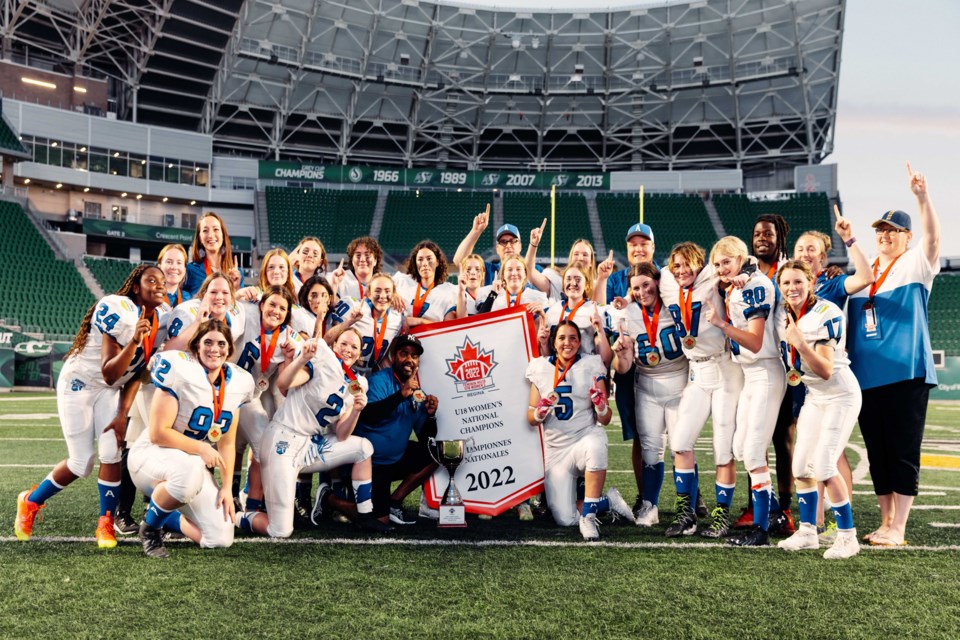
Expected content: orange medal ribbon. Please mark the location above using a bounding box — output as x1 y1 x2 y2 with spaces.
552 356 575 390
358 279 365 301
868 254 904 301
259 326 282 375
209 367 225 422
371 304 388 363
640 300 661 349
507 289 524 308
139 308 159 360
765 261 779 280
679 286 694 334
412 282 435 317
558 298 586 325
204 258 212 277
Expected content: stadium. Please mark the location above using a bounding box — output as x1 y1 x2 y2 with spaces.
0 0 957 637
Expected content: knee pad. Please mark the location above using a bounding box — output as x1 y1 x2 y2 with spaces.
67 454 95 479
97 431 122 465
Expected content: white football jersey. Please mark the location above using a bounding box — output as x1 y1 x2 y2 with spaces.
525 354 607 451
540 268 564 301
392 272 457 322
777 298 851 388
61 295 170 390
270 339 368 438
607 301 687 376
337 270 370 302
330 297 404 376
149 351 255 441
458 289 481 316
231 301 305 396
289 304 316 337
660 266 727 359
475 286 550 314
166 298 246 343
543 299 604 356
725 272 785 365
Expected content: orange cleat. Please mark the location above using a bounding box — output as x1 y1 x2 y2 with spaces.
733 507 754 529
14 488 43 541
95 512 118 549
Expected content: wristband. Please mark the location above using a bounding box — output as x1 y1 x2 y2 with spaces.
844 236 856 248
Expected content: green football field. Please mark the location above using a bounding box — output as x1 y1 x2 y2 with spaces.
1 393 959 639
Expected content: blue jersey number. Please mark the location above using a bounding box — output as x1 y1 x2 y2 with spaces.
824 316 842 340
553 384 573 421
667 302 702 338
153 358 172 383
184 406 233 441
315 393 345 429
237 342 260 373
168 317 184 338
94 303 120 333
360 336 390 367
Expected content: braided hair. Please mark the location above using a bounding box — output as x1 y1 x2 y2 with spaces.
754 214 791 262
66 264 153 359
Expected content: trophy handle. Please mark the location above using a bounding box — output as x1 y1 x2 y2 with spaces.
427 437 441 467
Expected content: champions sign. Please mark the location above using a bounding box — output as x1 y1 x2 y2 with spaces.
412 307 544 516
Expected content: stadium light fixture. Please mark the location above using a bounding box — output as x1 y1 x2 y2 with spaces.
21 77 56 89
23 178 30 184
190 200 196 205
136 194 142 200
531 37 540 49
80 146 86 152
113 152 120 157
83 187 90 192
51 141 58 147
55 183 62 189
512 37 521 49
121 192 127 197
162 197 168 202
74 86 87 93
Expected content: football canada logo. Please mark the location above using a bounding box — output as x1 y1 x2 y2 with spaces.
445 338 497 393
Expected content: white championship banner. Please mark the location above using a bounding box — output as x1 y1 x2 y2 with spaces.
411 307 545 516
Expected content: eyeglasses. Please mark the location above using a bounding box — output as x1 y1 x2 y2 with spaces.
497 238 519 247
875 227 907 236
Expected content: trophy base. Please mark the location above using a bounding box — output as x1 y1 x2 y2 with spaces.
437 504 466 528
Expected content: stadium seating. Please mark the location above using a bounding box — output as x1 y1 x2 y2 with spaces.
596 193 716 262
380 190 492 261
84 256 136 295
930 273 960 356
0 201 95 336
0 117 29 155
264 187 377 254
501 192 592 260
713 193 832 247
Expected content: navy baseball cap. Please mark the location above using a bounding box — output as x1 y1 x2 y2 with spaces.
496 223 520 240
626 223 655 243
391 333 424 356
871 210 911 231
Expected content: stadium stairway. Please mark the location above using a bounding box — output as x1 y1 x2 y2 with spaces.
255 190 270 256
703 198 727 239
584 195 607 257
370 191 387 240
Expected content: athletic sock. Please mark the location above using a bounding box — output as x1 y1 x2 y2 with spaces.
98 479 121 517
831 499 854 531
245 497 264 512
164 511 183 535
750 471 772 531
28 475 63 505
796 487 819 527
691 464 700 505
231 472 242 497
769 490 782 513
353 480 373 514
779 490 792 512
673 468 695 505
236 511 258 533
581 497 601 517
641 461 665 506
144 500 174 529
715 482 735 509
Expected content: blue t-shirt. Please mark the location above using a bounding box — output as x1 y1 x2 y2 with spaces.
815 272 849 308
182 261 243 298
483 260 543 287
353 368 429 465
847 247 939 390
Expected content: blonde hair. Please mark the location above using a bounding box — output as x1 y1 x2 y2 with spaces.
459 253 486 277
562 262 593 299
668 242 706 275
498 256 528 287
796 230 832 263
709 236 749 265
258 248 296 297
776 260 818 315
567 239 597 282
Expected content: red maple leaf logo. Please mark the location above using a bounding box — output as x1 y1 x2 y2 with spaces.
446 338 496 385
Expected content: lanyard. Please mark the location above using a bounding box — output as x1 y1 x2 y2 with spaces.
412 282 435 317
507 289 524 308
640 299 661 349
259 326 282 374
208 367 225 422
139 308 159 359
869 254 904 301
204 257 212 277
358 278 365 301
338 358 357 383
765 261 778 280
559 298 586 325
553 356 576 389
679 286 694 334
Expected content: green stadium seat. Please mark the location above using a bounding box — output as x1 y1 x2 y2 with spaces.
264 187 377 254
380 191 492 261
713 193 832 249
597 193 716 263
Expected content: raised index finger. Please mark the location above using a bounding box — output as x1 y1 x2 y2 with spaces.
539 218 547 233
606 250 614 263
484 203 491 217
338 258 344 270
906 161 913 177
833 204 841 220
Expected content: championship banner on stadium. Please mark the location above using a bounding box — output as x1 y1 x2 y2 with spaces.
411 307 545 516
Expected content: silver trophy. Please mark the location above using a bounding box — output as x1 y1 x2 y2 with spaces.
428 438 472 528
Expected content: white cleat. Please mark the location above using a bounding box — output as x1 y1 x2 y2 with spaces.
824 531 860 560
635 500 659 527
605 487 636 524
777 525 820 551
418 492 439 521
579 512 600 541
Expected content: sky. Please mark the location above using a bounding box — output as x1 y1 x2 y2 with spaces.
829 0 959 257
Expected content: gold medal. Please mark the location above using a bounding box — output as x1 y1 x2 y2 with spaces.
257 378 269 391
786 368 802 387
348 380 363 395
646 347 661 367
682 335 697 350
546 391 559 405
412 389 426 403
207 426 222 443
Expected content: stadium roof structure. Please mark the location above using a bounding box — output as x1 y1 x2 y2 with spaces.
1 0 844 173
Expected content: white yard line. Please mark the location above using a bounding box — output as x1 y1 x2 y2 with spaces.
929 523 960 528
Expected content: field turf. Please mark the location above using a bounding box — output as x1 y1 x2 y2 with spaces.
1 393 959 639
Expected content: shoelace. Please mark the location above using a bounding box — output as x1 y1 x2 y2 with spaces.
708 507 729 531
671 495 692 524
